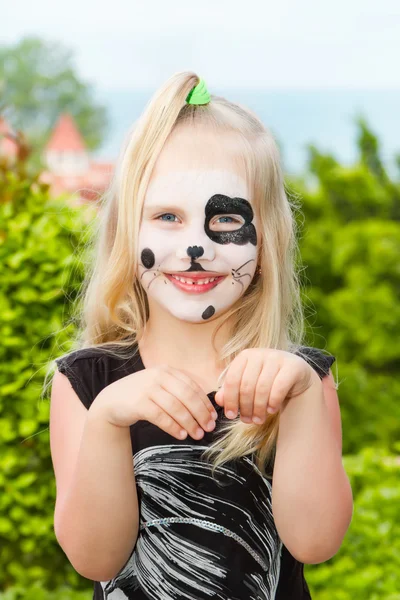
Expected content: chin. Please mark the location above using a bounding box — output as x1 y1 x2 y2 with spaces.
171 313 216 324
172 303 239 324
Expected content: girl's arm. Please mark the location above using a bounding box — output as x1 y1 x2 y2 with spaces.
52 373 139 582
271 370 353 564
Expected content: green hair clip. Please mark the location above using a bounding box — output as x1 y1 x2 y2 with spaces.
186 77 211 105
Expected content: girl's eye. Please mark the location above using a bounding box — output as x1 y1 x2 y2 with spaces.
216 216 241 224
211 215 244 230
157 213 179 222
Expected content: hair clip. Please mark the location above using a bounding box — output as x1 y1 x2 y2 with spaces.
186 77 211 105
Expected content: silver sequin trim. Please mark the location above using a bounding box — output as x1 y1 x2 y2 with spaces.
140 517 269 571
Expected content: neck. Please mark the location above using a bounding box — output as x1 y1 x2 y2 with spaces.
138 305 232 372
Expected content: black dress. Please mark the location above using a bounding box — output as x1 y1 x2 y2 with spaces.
55 344 336 600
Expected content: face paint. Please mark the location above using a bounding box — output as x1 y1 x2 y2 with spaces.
137 169 259 323
141 248 156 269
202 305 215 320
205 194 257 246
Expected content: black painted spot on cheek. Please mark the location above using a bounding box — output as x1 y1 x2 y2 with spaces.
202 305 215 320
141 248 155 269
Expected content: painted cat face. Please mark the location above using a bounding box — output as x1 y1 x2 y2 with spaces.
137 168 259 323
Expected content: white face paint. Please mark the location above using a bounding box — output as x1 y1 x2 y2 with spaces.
137 168 259 323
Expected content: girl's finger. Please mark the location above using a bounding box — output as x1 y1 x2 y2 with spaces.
237 354 265 423
252 362 280 423
267 366 295 414
158 373 216 433
214 388 224 406
146 387 193 440
221 352 248 420
166 366 217 417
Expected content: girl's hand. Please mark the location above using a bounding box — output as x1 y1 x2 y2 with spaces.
94 365 218 441
214 348 321 424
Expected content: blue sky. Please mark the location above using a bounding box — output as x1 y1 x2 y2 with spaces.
3 0 400 90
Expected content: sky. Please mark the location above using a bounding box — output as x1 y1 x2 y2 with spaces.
3 0 400 91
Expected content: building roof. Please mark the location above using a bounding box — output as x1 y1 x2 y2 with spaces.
45 113 87 152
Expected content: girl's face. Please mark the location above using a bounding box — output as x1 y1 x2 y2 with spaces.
137 127 260 323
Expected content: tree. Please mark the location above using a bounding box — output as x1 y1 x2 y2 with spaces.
287 119 400 455
0 36 109 168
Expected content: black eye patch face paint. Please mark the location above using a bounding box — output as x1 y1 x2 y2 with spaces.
204 195 257 246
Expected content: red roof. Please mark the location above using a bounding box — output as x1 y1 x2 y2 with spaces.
46 113 87 152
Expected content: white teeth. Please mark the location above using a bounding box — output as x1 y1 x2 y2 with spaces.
170 275 219 285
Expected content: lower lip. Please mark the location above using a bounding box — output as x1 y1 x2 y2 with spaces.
165 274 226 293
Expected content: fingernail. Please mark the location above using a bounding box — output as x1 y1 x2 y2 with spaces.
226 410 236 419
252 416 263 424
241 416 253 423
212 411 218 419
267 407 276 414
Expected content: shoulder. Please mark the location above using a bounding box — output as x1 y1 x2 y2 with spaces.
55 344 139 370
55 347 109 369
54 347 132 390
54 345 138 409
292 345 336 380
54 344 141 383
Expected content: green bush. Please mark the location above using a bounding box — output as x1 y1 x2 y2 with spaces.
291 118 400 456
0 153 94 594
0 583 91 600
305 445 400 599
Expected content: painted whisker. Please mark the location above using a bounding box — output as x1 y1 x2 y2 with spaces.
147 273 163 290
232 258 255 274
231 276 244 290
232 272 252 281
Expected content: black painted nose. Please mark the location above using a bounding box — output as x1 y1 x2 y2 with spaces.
187 246 204 260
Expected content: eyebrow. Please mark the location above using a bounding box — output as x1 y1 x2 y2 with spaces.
143 204 187 215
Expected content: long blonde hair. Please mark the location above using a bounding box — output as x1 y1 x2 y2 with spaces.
46 70 322 479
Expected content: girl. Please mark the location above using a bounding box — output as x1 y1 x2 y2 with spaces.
49 72 353 600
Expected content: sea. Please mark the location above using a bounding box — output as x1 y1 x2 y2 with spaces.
93 88 399 180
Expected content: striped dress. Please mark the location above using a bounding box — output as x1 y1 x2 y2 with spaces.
55 344 336 600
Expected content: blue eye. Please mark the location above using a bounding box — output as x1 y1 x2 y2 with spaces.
158 213 178 222
217 216 233 223
210 215 244 231
216 216 241 223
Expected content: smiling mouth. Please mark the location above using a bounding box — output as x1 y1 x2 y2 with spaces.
168 274 221 284
164 273 226 293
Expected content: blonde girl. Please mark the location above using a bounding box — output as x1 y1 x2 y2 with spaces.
49 72 353 600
